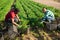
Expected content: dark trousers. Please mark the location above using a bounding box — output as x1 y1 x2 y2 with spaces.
5 17 19 40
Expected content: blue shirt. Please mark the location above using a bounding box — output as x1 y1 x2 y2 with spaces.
42 10 55 22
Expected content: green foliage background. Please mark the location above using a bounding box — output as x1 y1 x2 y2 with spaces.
0 0 60 29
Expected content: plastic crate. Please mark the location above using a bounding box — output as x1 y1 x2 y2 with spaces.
57 24 60 30
46 22 57 31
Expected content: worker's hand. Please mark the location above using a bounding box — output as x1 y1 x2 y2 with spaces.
40 22 43 24
17 24 20 27
19 20 22 22
15 24 20 27
18 19 22 22
19 19 20 21
17 20 22 24
40 21 44 24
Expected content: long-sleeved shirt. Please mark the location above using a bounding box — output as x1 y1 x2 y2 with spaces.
42 10 55 22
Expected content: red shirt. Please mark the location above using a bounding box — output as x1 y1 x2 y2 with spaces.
5 9 16 21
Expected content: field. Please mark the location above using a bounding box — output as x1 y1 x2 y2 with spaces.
54 0 60 2
0 0 60 40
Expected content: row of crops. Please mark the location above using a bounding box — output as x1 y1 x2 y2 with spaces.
16 0 60 29
0 0 60 30
0 0 14 21
16 0 44 29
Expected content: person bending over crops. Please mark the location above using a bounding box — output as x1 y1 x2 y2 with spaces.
5 5 20 40
41 7 55 23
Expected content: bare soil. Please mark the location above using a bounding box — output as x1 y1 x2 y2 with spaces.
21 27 60 40
54 0 60 2
33 0 60 9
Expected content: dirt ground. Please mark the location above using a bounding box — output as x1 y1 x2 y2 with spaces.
33 0 60 9
21 26 60 40
22 29 60 40
54 0 60 2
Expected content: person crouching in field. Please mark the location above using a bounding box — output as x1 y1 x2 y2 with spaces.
41 7 55 23
5 5 20 40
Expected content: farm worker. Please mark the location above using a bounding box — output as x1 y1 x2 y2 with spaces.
41 7 55 23
5 5 20 40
